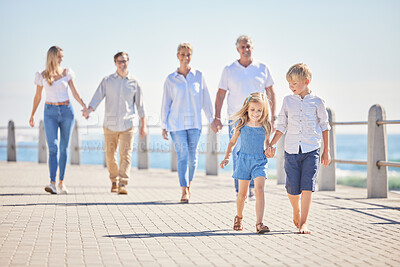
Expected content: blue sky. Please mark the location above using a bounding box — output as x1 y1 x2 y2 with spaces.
0 0 399 134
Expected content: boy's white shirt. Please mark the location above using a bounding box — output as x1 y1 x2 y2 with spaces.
276 92 330 154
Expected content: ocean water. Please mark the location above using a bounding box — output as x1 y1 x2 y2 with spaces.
1 134 399 174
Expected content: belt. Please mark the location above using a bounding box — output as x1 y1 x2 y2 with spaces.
45 100 70 106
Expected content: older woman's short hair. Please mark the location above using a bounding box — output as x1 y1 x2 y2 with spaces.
177 43 193 53
236 35 253 48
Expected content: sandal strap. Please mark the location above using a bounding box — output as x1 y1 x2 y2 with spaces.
234 216 243 224
256 222 269 231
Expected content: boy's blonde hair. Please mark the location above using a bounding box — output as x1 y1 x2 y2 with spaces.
43 46 63 86
230 92 271 141
177 42 193 53
286 63 312 82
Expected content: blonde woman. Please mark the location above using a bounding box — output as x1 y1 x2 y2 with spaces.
161 43 213 203
29 46 87 194
220 92 272 233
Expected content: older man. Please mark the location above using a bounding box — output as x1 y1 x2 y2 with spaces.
83 52 147 195
211 35 276 199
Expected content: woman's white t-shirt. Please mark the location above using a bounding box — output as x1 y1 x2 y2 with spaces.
34 68 74 102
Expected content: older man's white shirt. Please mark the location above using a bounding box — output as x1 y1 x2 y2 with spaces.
218 60 274 117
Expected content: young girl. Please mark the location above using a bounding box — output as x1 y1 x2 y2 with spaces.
220 92 272 234
29 46 87 194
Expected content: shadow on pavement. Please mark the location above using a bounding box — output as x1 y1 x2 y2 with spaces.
104 229 297 238
314 200 400 224
3 200 236 207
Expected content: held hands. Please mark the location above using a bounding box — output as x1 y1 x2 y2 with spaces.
81 107 92 119
211 119 223 134
321 151 331 167
220 158 229 169
265 146 276 158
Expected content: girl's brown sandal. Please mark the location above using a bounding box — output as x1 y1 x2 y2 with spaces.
256 222 270 234
233 216 243 230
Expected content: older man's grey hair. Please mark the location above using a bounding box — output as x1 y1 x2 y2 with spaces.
236 35 254 48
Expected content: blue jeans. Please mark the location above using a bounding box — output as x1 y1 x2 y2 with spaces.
170 129 201 187
229 121 254 193
44 104 75 182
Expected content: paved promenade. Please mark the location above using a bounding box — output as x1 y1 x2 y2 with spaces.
0 162 399 266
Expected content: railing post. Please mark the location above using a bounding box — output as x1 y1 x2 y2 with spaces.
206 125 219 175
318 108 336 191
38 120 47 163
276 134 286 184
171 141 177 172
7 120 16 162
137 122 149 169
70 120 80 165
367 104 388 198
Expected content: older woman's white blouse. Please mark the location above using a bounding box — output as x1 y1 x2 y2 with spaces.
34 68 74 102
161 69 214 132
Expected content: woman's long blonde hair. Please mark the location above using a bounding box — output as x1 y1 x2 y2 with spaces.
230 92 272 141
43 46 63 85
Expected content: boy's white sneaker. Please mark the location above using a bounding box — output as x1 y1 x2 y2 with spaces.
45 184 57 194
58 183 68 194
248 188 256 201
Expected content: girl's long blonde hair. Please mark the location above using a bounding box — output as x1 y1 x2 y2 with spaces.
230 92 272 141
43 46 63 85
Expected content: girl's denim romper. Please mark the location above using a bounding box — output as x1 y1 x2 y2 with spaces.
232 125 268 180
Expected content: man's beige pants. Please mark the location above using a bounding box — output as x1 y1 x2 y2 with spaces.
103 126 134 185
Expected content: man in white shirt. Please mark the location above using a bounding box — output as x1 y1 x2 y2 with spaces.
83 52 147 195
211 35 277 197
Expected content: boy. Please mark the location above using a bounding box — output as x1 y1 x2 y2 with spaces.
266 63 331 234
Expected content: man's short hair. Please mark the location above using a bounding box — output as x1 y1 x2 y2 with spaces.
286 63 313 82
236 35 253 48
177 43 193 53
114 52 129 62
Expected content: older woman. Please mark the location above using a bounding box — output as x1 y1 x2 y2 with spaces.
161 43 213 203
29 46 87 194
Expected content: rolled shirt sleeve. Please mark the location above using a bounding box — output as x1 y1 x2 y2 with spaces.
317 99 331 132
276 97 288 134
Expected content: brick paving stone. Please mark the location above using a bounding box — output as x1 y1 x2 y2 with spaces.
0 162 399 266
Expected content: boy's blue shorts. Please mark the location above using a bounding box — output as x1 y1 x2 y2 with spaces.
284 148 320 195
233 152 268 181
